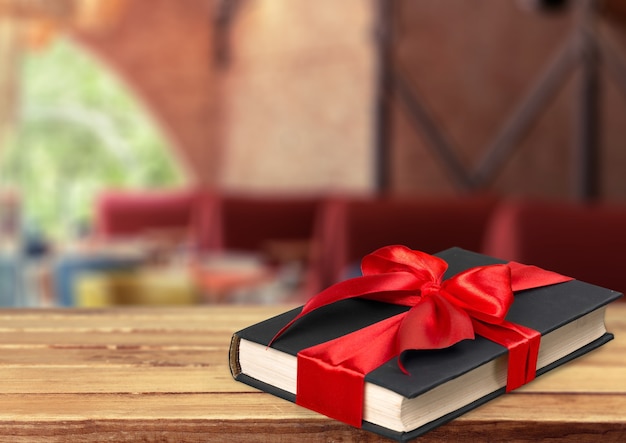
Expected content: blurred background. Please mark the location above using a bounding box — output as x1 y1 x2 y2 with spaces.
1 0 626 308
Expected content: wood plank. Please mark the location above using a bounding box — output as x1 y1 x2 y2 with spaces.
0 301 619 331
0 393 622 442
0 305 619 348
0 347 223 367
0 367 243 394
520 366 626 393
0 420 386 443
563 343 626 366
0 361 623 396
0 306 294 329
5 302 617 326
0 302 618 334
0 331 231 347
0 419 622 443
0 303 620 442
0 305 293 317
466 392 626 422
0 393 319 420
0 392 622 423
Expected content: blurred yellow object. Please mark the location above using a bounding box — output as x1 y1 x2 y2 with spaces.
75 267 200 307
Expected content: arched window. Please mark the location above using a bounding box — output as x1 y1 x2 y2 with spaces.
0 36 185 241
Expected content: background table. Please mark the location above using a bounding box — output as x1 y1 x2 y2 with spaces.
0 303 624 442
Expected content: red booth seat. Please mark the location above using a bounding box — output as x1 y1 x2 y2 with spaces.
483 199 626 295
94 188 199 239
91 189 626 302
311 194 500 290
214 194 323 257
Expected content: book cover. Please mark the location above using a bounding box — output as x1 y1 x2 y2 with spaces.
229 247 621 441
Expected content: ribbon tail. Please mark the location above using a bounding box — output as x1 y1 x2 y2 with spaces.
269 272 419 346
509 262 573 292
297 312 406 427
473 319 541 392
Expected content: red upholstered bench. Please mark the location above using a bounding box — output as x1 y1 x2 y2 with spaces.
310 194 499 289
482 198 626 295
94 188 199 239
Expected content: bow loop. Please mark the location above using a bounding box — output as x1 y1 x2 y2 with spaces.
362 245 447 286
441 264 514 324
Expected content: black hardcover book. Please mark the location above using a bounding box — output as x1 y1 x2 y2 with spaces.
229 247 622 441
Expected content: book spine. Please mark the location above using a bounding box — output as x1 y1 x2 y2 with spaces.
229 333 242 378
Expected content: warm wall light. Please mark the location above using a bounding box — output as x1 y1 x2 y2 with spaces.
0 0 125 49
73 0 125 31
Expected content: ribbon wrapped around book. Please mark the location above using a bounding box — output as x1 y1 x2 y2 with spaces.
269 245 573 427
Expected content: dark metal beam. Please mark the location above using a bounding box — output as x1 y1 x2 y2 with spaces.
373 0 394 193
572 0 601 201
214 0 242 68
392 67 475 190
373 0 610 199
598 31 626 105
471 35 577 188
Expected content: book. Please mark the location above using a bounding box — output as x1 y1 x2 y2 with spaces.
229 247 622 441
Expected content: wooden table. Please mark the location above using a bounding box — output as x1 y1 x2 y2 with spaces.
0 302 624 442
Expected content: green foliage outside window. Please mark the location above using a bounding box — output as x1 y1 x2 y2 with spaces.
0 37 185 241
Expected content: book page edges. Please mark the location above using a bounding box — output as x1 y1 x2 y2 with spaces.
235 306 609 435
395 306 609 432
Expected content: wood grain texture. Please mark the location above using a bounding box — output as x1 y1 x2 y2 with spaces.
0 303 623 442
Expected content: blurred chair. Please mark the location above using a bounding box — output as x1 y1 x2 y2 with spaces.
190 188 221 252
53 187 218 307
201 194 324 302
313 194 499 288
94 188 198 240
483 198 626 295
214 194 322 259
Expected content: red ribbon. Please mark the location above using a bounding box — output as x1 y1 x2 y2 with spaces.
269 245 572 428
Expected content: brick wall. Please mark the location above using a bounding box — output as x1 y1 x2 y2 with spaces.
218 0 374 193
75 0 374 193
73 0 626 200
389 0 626 200
75 0 224 186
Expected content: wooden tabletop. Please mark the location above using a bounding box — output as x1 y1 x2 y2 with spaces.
0 302 624 442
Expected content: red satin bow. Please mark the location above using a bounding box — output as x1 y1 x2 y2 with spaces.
269 245 572 428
